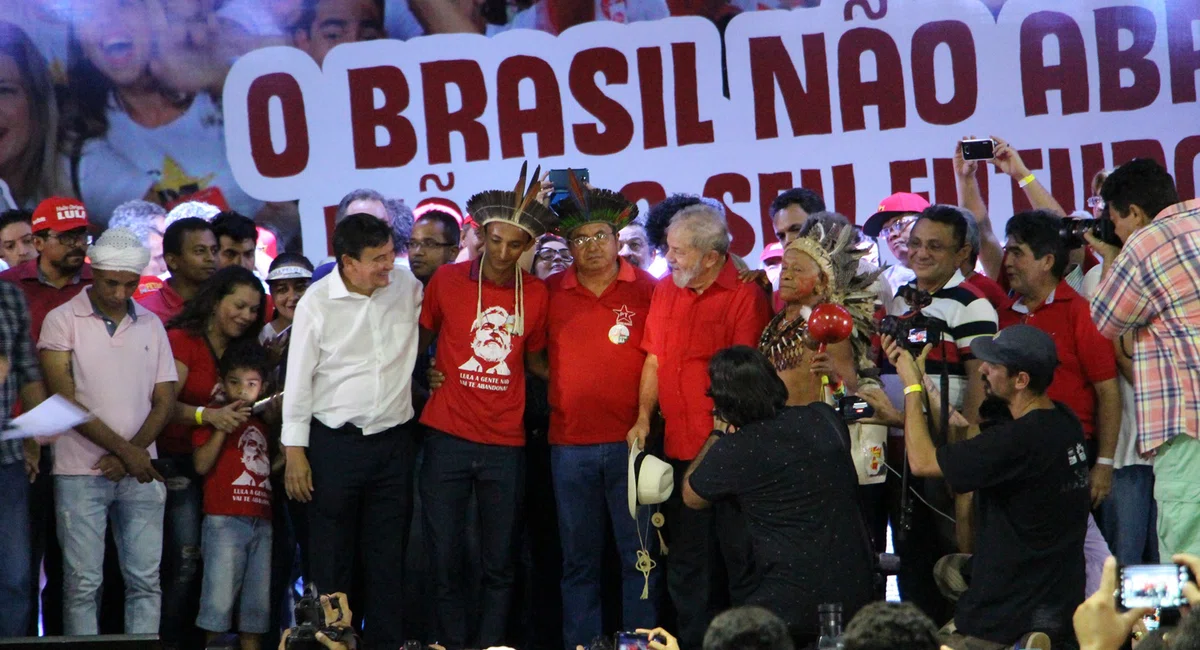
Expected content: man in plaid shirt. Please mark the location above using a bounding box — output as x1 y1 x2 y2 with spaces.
1089 159 1200 559
0 280 50 637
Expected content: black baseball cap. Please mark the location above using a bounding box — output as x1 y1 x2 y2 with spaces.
970 324 1059 386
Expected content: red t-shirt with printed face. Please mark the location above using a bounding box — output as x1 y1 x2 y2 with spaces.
419 261 548 446
192 418 272 519
163 329 220 455
546 261 658 446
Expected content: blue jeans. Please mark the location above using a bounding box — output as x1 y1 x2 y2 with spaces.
55 475 166 635
421 431 524 649
198 515 273 634
1098 465 1160 565
158 454 204 646
552 443 659 650
0 462 32 637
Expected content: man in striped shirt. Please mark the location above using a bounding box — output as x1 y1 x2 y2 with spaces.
1089 158 1200 558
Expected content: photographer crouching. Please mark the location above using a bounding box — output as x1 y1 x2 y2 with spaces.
885 325 1090 649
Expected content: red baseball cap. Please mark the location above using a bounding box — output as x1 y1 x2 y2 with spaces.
862 192 930 237
31 197 89 234
760 242 783 263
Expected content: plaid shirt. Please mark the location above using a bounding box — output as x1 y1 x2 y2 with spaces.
0 281 43 464
1092 199 1200 454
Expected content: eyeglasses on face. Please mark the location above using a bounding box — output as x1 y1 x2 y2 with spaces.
535 248 573 263
571 231 613 248
406 239 453 251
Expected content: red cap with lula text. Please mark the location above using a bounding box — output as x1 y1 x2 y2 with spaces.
31 197 90 234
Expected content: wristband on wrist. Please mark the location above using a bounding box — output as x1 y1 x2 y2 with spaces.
1018 173 1037 188
195 406 205 426
903 384 924 396
1096 457 1115 466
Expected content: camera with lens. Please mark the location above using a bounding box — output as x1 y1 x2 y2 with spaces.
286 584 352 650
1060 215 1121 249
879 287 948 352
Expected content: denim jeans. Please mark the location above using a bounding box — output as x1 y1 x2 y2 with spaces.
421 431 524 649
55 475 166 635
1098 465 1160 565
158 454 204 647
197 515 273 634
0 462 33 637
552 443 659 650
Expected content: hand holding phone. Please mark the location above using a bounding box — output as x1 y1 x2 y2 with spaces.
1118 564 1194 610
960 138 995 161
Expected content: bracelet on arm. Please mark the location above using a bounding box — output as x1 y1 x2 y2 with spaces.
195 406 205 426
1018 173 1037 188
1096 457 1115 467
903 384 924 396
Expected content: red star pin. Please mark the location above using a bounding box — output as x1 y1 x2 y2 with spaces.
613 305 636 326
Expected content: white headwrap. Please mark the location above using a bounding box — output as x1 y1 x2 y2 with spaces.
88 228 150 275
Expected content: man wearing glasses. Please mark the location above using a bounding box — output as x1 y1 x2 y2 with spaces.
862 192 925 302
407 210 462 286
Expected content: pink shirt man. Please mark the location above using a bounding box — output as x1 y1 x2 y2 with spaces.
38 289 177 476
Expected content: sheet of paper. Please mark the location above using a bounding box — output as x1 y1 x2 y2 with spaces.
0 395 92 440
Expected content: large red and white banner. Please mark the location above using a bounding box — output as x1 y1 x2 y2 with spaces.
223 0 1200 264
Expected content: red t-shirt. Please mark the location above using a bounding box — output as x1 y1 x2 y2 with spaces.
419 261 549 446
0 260 93 344
962 271 1012 313
134 276 163 300
163 329 220 455
137 282 186 324
192 418 272 519
546 261 658 446
642 257 773 460
998 281 1118 437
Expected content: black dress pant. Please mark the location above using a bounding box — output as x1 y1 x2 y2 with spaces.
308 419 416 650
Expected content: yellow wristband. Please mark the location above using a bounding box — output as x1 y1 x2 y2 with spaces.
195 407 205 426
1018 173 1036 188
904 384 924 396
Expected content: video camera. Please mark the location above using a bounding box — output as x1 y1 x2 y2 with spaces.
285 584 352 650
1060 215 1121 249
878 287 948 353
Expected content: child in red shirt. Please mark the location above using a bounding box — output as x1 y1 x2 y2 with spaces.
192 342 275 648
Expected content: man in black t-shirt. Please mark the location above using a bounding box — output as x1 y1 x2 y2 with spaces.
884 324 1090 646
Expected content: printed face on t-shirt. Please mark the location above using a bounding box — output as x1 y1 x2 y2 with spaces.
469 307 513 369
237 425 271 482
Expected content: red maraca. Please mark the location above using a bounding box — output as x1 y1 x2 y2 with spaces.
808 303 854 388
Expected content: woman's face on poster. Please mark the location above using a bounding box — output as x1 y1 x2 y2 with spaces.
75 0 154 86
0 54 33 176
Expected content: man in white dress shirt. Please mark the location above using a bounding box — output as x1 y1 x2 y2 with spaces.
282 213 423 650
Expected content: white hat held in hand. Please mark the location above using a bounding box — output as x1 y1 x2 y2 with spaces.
628 446 674 519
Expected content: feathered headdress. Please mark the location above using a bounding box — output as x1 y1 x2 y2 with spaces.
465 161 559 239
552 170 637 237
785 223 883 380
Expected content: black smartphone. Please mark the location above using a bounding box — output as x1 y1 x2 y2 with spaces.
838 395 875 422
960 138 995 161
549 168 589 205
614 631 649 650
1119 564 1193 610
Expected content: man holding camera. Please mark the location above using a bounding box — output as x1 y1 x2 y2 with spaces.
886 325 1090 647
1089 159 1200 559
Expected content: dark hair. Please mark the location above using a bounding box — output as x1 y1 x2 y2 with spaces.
1003 358 1055 395
1005 210 1068 279
771 188 826 219
843 602 939 650
0 21 65 204
212 212 258 244
415 210 462 246
166 266 265 339
799 210 852 239
702 606 794 650
1161 612 1200 650
269 252 314 274
646 194 704 252
333 213 393 269
218 340 271 382
163 217 215 257
916 204 970 250
707 346 789 429
1101 158 1179 222
295 0 385 32
0 209 32 231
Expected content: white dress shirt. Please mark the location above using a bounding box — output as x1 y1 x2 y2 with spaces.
282 266 423 447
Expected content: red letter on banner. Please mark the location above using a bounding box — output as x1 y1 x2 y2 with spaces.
839 28 907 131
637 47 668 150
1166 0 1200 104
1020 12 1089 116
1095 6 1161 112
911 21 978 125
748 35 832 139
703 173 756 257
570 48 634 155
422 60 490 165
497 56 565 159
672 43 714 146
247 73 309 178
347 66 417 169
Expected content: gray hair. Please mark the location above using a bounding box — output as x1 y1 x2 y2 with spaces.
961 208 981 256
108 200 167 247
667 203 730 256
385 198 414 253
335 189 387 223
703 606 794 650
165 201 220 227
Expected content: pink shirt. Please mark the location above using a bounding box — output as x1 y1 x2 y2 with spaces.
39 289 178 476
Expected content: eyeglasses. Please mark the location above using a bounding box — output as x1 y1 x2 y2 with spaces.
1086 196 1105 210
406 239 454 251
906 239 956 254
881 216 917 239
44 231 91 247
571 231 613 248
535 249 573 264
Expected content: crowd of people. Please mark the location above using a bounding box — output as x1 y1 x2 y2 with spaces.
0 143 1197 650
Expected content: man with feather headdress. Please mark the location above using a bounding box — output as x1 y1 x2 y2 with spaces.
417 162 558 649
